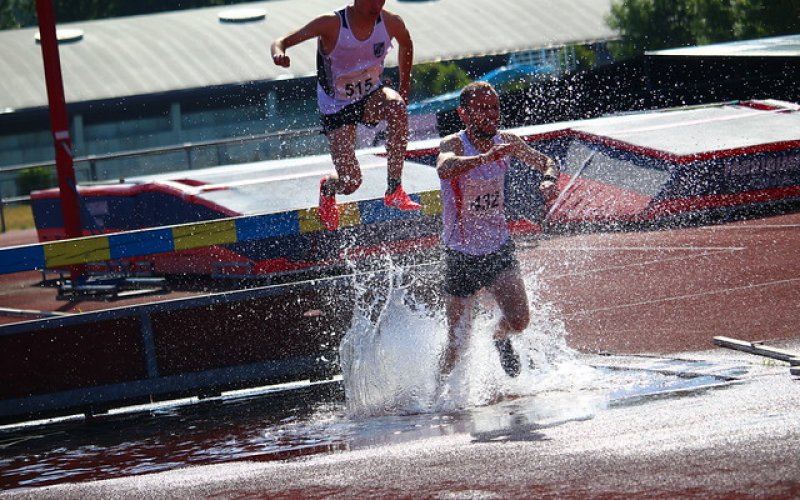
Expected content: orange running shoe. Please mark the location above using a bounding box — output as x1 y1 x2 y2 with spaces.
384 185 421 211
318 177 339 231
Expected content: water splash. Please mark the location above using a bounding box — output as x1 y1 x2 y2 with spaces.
338 258 596 417
339 265 444 418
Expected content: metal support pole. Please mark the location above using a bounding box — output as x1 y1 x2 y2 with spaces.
36 0 83 281
89 157 98 182
184 145 193 170
0 191 6 233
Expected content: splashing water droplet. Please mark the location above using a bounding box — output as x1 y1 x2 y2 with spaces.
338 259 586 417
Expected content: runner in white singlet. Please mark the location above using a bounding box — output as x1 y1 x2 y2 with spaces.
271 1 420 232
436 82 560 383
316 8 390 116
440 132 511 256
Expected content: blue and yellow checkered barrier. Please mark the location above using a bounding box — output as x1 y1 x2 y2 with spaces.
0 190 442 275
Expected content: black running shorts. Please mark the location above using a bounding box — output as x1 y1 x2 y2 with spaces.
443 239 518 297
320 87 383 133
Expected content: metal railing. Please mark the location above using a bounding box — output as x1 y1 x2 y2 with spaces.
0 126 323 233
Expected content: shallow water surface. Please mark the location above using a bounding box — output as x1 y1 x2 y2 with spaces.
0 359 738 492
0 267 742 492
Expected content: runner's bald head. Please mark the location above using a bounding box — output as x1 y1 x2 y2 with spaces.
459 81 497 109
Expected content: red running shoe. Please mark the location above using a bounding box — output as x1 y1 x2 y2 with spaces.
318 177 339 231
384 185 421 211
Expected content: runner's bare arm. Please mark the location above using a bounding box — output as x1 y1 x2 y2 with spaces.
499 133 559 201
437 134 514 179
437 135 468 179
271 14 339 67
383 10 413 103
501 133 559 178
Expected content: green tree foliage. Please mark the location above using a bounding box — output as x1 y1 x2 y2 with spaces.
0 0 249 29
573 45 598 70
1 0 36 29
50 0 239 23
411 62 472 100
730 0 800 39
17 166 54 195
607 0 800 59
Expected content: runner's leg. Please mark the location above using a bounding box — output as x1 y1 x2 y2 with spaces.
488 266 527 377
325 124 362 195
441 294 474 377
488 266 529 340
363 87 408 187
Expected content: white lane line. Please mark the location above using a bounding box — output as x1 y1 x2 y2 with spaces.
700 224 800 230
540 249 742 279
536 245 746 252
564 276 800 318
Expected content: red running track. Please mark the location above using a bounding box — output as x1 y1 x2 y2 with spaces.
519 211 800 355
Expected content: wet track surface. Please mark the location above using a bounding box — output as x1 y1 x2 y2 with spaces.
0 354 744 493
1 212 799 497
2 345 798 499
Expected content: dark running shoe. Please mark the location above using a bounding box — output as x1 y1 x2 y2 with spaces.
494 338 521 378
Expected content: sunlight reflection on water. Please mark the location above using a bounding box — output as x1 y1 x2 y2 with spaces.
0 265 738 492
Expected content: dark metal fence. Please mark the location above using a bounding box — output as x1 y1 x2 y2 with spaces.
0 127 322 232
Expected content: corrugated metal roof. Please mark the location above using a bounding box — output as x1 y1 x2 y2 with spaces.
647 34 800 58
0 0 616 111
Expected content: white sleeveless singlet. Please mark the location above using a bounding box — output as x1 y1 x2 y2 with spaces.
440 132 510 255
316 7 392 115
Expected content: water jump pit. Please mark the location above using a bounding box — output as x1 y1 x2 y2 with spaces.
0 347 745 492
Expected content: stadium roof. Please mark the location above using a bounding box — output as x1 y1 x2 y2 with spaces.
647 34 800 58
0 0 616 112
